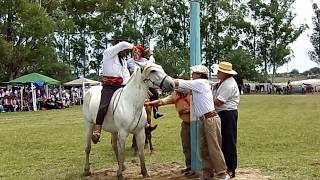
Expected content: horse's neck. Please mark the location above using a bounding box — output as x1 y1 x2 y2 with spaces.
121 70 148 106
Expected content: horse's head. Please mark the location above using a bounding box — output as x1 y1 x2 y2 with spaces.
135 62 175 92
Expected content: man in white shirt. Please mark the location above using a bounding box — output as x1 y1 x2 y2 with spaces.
92 40 134 144
174 65 230 180
213 62 240 178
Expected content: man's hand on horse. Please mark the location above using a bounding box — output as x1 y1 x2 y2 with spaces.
144 100 160 107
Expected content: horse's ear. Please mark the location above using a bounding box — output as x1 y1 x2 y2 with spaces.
134 61 146 72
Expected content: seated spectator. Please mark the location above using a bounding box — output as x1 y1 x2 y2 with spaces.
55 97 63 109
22 95 32 111
40 93 47 109
11 96 19 112
44 99 56 110
3 95 14 112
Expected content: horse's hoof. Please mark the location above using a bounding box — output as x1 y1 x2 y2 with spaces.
83 171 91 176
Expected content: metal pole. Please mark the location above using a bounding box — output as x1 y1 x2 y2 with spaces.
189 0 202 172
31 83 37 111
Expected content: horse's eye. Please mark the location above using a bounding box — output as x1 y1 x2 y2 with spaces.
150 70 156 73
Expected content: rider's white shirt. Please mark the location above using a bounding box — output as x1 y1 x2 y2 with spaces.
102 41 133 85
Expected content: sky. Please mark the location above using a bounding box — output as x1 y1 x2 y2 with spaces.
277 0 320 73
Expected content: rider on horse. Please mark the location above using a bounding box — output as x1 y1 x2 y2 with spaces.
92 39 133 144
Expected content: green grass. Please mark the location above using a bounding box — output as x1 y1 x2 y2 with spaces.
0 95 320 179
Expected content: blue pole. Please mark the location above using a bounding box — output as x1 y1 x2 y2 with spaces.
189 0 202 172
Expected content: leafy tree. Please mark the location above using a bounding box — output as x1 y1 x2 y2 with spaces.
224 48 262 84
154 48 189 78
302 67 320 76
309 3 320 65
290 69 299 75
248 0 306 83
0 0 55 80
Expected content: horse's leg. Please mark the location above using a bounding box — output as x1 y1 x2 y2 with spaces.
135 128 149 177
116 131 128 180
111 132 119 162
83 121 94 176
112 132 126 171
132 135 138 156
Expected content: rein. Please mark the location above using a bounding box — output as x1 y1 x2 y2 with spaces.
112 87 124 115
111 87 143 132
110 64 167 131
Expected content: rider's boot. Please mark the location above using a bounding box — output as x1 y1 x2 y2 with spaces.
92 124 102 144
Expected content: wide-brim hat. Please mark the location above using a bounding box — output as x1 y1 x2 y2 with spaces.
190 65 209 75
217 62 237 75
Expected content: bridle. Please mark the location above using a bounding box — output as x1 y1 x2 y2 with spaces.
142 65 168 90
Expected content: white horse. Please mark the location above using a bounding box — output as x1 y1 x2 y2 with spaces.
82 62 175 179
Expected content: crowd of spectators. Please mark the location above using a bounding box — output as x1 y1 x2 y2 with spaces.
0 86 83 113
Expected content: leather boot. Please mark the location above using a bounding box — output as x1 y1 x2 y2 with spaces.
92 124 102 144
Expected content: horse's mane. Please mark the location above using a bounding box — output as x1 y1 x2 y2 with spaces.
125 62 164 86
125 65 142 85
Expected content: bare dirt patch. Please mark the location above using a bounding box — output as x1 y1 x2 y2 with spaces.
85 162 272 180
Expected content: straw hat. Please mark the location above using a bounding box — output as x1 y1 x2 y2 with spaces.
217 62 237 75
190 65 209 75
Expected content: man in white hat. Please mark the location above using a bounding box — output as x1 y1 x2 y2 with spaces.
174 64 230 180
213 61 240 178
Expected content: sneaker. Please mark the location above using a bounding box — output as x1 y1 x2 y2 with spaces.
214 174 230 180
185 171 197 177
154 113 164 119
227 170 235 178
180 168 191 173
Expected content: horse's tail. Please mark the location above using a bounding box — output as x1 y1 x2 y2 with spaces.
83 88 92 120
83 90 92 107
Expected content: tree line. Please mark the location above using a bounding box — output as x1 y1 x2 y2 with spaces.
0 0 315 84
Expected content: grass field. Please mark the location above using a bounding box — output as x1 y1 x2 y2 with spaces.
0 95 320 179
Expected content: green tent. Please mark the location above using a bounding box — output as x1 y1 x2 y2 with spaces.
9 73 60 85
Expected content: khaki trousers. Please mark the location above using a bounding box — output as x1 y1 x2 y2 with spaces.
199 114 227 178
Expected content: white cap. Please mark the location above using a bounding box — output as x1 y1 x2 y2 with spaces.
190 65 209 75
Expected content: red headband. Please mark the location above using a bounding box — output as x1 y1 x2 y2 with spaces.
134 44 145 57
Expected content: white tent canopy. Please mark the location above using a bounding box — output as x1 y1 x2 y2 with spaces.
63 77 100 86
290 79 320 86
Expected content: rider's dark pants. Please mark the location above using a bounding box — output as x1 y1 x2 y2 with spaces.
96 84 123 125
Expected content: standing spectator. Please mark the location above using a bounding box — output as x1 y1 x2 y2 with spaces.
0 89 4 97
0 97 5 112
213 62 240 178
174 65 230 180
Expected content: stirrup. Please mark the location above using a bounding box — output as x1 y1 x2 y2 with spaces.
91 133 101 144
